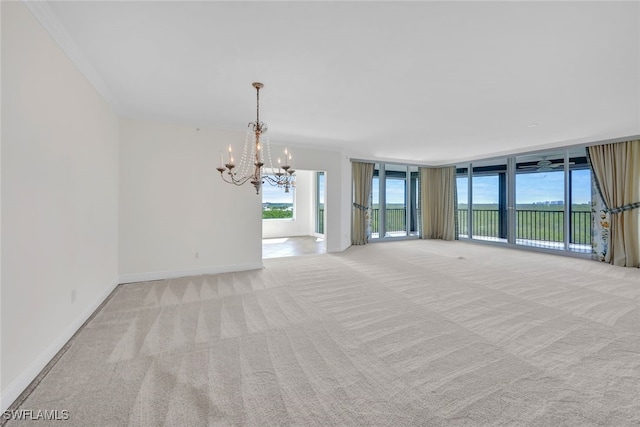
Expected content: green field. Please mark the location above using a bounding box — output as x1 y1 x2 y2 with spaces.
262 203 293 219
265 202 593 245
458 203 591 211
457 203 591 243
367 203 591 244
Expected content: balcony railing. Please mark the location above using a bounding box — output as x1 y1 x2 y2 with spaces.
366 207 590 248
317 208 324 234
457 209 592 246
371 208 407 235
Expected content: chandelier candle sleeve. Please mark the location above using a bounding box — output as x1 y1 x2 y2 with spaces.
216 82 295 194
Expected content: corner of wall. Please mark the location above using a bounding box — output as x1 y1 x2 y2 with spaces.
1 277 119 412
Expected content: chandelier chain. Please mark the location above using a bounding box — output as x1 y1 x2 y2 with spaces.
239 129 251 178
266 133 275 175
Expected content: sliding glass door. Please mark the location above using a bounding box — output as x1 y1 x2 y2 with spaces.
457 147 592 254
409 166 420 237
471 160 507 243
568 148 591 253
315 172 325 235
515 151 566 249
457 167 469 237
370 163 420 240
385 164 407 237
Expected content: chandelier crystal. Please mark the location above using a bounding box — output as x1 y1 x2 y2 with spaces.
216 82 295 194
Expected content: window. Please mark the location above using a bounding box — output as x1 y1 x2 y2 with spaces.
472 161 506 242
457 147 592 254
315 172 325 234
409 166 420 237
385 165 407 237
456 168 469 237
516 152 565 249
457 160 507 242
262 177 294 220
568 148 592 253
370 163 420 239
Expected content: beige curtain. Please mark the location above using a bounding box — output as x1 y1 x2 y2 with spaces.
352 162 374 245
588 140 640 267
420 166 456 240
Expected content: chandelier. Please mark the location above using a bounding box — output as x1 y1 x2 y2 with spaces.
216 82 295 194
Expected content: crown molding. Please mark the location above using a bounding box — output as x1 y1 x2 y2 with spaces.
22 0 122 115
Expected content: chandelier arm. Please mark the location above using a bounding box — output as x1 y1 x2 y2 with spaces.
262 175 280 186
231 175 254 186
262 174 296 188
218 173 236 185
219 172 254 186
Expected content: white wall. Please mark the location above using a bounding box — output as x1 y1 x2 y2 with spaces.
1 1 119 410
118 119 263 283
0 4 351 410
262 170 315 238
269 144 351 252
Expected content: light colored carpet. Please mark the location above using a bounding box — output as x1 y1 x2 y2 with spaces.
8 240 640 426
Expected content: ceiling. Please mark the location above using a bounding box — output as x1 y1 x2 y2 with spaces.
31 1 640 165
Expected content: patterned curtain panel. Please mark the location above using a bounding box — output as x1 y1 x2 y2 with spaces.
352 162 374 245
420 166 456 240
588 140 640 267
590 176 610 262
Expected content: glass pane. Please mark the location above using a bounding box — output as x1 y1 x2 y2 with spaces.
456 167 469 238
315 172 325 234
515 152 565 249
371 164 381 239
471 161 506 242
569 148 592 253
409 166 420 237
385 164 407 237
262 175 294 220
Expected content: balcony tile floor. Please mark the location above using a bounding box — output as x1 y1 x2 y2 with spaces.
262 236 326 259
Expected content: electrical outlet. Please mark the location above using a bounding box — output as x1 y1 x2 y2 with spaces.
195 252 199 259
71 289 76 303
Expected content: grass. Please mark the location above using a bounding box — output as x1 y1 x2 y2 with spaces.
457 203 591 244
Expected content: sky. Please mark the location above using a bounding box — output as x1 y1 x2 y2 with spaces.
262 176 295 204
318 173 325 204
262 172 325 204
372 178 406 205
373 170 591 205
265 169 592 206
457 169 591 205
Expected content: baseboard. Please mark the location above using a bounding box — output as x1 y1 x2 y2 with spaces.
0 263 264 410
1 277 119 413
118 262 264 284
